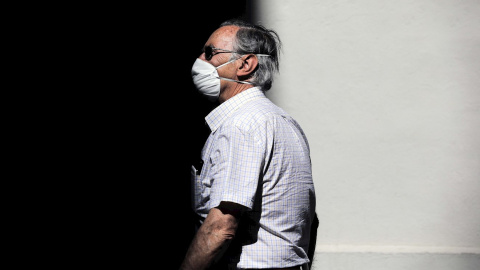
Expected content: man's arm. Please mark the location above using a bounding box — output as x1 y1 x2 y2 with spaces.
179 202 243 270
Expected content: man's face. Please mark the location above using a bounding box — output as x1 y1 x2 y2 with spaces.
199 26 241 101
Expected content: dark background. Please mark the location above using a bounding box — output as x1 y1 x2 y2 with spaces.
65 1 253 268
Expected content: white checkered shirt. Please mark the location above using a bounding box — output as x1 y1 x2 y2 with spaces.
191 87 316 269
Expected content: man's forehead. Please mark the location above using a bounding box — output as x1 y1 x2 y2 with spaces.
207 25 239 48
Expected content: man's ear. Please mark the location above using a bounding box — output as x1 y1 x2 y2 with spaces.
237 54 258 77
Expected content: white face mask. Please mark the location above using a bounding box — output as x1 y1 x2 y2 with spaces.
191 58 252 102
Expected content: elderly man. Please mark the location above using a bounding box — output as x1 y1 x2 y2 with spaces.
180 19 317 270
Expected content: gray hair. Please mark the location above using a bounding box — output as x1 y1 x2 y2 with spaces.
220 19 281 91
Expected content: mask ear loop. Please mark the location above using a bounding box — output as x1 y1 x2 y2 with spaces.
214 54 271 84
214 58 239 71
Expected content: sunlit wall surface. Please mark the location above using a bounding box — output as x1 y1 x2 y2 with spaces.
250 1 480 269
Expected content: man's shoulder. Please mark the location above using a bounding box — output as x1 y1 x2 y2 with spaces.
223 99 283 132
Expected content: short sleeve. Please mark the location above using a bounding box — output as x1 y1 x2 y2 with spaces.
208 123 264 210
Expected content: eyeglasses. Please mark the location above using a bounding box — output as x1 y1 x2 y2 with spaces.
203 45 237 61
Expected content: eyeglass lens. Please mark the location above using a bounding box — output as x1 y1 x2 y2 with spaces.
204 46 213 60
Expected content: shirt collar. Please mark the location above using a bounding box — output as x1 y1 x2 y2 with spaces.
205 87 265 133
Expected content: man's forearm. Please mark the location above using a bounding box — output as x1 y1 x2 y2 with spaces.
179 207 238 270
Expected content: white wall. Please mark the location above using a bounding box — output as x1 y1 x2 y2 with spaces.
252 1 480 269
